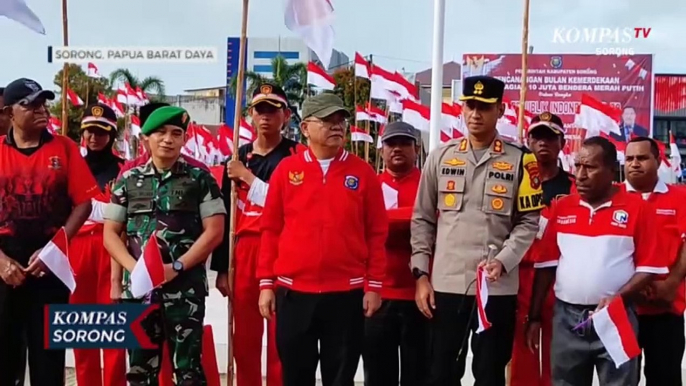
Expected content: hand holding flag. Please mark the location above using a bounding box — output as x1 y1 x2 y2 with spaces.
26 228 77 293
130 235 165 298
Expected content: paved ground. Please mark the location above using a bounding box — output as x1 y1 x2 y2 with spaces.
19 269 685 385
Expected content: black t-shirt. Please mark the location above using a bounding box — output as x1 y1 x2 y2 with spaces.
210 137 300 272
541 168 575 206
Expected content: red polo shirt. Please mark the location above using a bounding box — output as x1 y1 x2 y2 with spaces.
0 129 98 265
378 167 420 300
535 189 667 305
621 181 686 315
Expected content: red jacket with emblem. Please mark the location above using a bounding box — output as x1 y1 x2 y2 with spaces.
257 148 388 293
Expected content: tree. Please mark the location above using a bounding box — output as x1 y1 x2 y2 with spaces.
109 68 166 100
50 64 111 140
228 55 309 116
332 67 384 165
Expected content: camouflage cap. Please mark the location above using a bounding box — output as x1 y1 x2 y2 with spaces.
141 106 190 135
302 93 350 120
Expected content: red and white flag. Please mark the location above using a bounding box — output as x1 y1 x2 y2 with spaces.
592 297 641 368
350 126 373 143
130 235 165 298
307 61 336 90
284 0 335 69
38 228 76 293
401 99 430 132
48 116 61 134
86 62 102 78
355 106 370 121
354 52 370 80
130 115 141 137
574 94 621 137
66 88 84 106
475 266 492 333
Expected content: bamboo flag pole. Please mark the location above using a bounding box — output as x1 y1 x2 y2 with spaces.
353 71 358 156
364 55 373 163
60 0 69 136
516 0 531 144
226 0 249 384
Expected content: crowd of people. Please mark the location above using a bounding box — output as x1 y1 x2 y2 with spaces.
0 74 683 386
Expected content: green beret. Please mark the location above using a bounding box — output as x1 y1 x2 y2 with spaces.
141 106 190 135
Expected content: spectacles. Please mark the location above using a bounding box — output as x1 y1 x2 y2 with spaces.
303 117 350 129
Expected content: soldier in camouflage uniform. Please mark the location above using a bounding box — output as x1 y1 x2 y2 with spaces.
103 106 226 386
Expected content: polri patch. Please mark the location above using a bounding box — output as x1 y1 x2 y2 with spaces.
344 175 359 190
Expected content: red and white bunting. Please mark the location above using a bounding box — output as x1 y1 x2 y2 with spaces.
136 87 149 105
307 61 336 90
86 62 102 78
401 99 430 132
240 119 256 141
65 88 83 106
354 52 370 80
574 94 621 137
350 126 373 143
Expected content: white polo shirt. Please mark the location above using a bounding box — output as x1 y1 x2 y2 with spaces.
534 189 668 305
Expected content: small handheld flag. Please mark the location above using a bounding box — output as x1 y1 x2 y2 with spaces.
38 227 76 293
130 235 165 298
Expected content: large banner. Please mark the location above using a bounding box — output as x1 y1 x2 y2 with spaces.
461 54 654 140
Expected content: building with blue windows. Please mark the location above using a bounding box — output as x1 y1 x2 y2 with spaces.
225 36 349 127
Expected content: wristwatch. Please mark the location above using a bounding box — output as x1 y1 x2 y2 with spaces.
172 261 184 273
412 268 429 280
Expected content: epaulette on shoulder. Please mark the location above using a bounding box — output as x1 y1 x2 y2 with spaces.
502 140 531 153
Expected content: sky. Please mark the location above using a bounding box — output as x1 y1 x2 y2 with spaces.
1 0 684 94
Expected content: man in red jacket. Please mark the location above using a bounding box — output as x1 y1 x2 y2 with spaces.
211 83 302 386
512 112 574 386
257 93 388 386
363 121 425 386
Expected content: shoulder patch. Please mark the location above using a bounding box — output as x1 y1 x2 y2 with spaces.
517 152 544 212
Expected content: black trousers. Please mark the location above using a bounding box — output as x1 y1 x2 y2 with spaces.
363 299 427 386
638 313 685 386
424 292 517 386
0 279 70 386
276 287 364 386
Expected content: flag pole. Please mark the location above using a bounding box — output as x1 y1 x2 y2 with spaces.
364 54 373 163
60 0 69 136
517 0 531 143
428 0 446 152
227 0 249 384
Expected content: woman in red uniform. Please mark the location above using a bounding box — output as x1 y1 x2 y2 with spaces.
69 104 127 386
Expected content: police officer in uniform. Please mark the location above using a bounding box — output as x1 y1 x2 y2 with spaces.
412 76 544 386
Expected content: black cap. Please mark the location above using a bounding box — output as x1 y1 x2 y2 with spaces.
528 111 565 137
139 102 170 126
3 78 55 106
81 104 118 132
381 121 419 143
458 76 505 104
249 83 289 108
